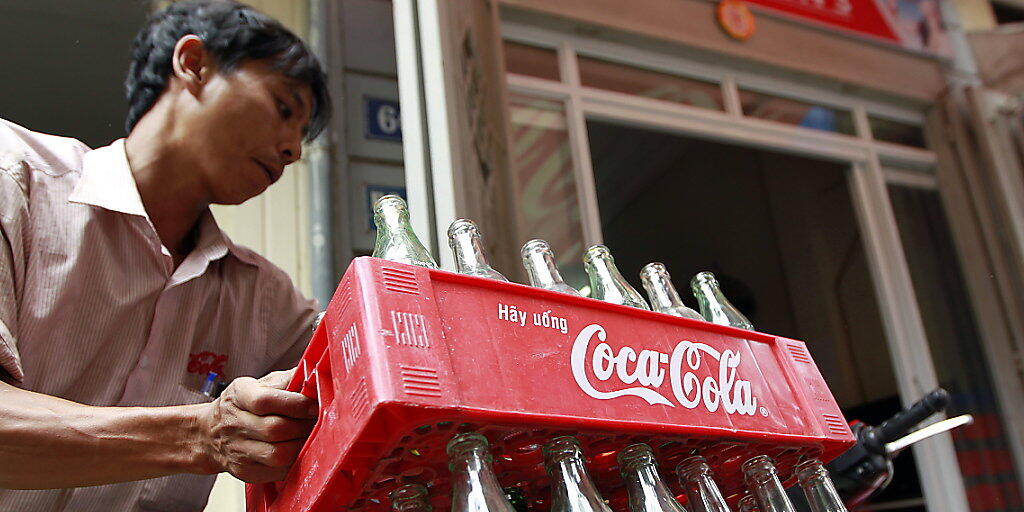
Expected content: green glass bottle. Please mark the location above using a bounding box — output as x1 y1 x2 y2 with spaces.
796 459 847 512
640 263 703 320
690 272 753 330
372 195 438 269
390 483 433 512
448 218 509 281
448 433 516 512
583 245 650 310
742 456 796 512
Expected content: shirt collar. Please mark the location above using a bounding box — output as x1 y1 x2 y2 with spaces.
70 139 240 272
69 139 148 216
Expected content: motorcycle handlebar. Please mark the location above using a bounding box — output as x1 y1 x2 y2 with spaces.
875 388 950 444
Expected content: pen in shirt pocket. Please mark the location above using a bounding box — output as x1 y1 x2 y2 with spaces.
199 371 228 399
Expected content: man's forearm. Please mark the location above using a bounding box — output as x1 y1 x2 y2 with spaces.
0 381 213 489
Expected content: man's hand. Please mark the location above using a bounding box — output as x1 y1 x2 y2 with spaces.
197 368 318 483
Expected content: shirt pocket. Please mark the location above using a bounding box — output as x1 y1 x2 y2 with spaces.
138 385 218 511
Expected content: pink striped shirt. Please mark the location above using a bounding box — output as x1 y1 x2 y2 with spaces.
0 119 317 511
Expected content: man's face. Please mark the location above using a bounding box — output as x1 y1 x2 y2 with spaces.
183 59 314 205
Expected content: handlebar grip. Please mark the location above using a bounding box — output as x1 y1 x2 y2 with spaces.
876 388 950 443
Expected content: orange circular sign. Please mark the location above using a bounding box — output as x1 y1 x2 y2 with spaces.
717 0 756 41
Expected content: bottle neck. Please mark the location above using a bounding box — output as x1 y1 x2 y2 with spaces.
743 460 796 512
621 461 670 500
644 273 685 311
451 231 489 272
680 468 731 512
525 249 564 288
797 463 847 512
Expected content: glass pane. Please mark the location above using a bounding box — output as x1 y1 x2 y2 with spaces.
870 116 927 147
889 184 1024 511
740 89 855 135
508 93 586 288
503 41 560 81
578 56 724 111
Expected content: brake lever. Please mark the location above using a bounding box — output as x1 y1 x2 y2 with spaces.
885 414 974 456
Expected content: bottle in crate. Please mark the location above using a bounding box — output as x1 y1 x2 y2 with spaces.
738 494 760 512
676 455 731 512
741 456 796 512
521 239 582 296
795 459 847 512
545 436 614 512
372 194 438 269
448 219 509 281
390 483 433 512
448 433 517 512
618 443 688 512
584 245 650 310
640 263 703 320
690 272 753 330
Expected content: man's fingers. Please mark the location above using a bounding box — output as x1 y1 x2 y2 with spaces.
235 438 306 469
258 368 297 390
245 413 316 443
231 377 316 419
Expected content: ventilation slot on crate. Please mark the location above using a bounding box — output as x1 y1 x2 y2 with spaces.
382 267 420 295
392 311 430 348
400 366 442 397
822 413 849 436
786 342 813 365
350 378 370 420
341 324 361 373
336 284 353 318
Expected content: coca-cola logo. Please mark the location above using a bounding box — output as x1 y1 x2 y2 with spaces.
570 324 762 416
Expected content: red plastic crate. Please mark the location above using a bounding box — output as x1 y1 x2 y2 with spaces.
246 257 854 512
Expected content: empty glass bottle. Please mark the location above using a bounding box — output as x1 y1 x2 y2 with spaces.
448 218 508 281
521 239 582 296
737 494 760 512
545 436 613 512
583 245 650 310
618 443 688 512
640 263 703 320
795 460 847 512
390 483 432 512
690 272 753 330
741 456 796 512
372 195 438 269
675 456 730 512
448 433 516 512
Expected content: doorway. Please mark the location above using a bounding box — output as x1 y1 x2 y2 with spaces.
587 119 928 510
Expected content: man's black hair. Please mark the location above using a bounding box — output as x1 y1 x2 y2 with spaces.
124 0 330 140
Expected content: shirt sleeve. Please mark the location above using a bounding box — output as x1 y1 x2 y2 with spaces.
0 164 28 382
261 265 319 373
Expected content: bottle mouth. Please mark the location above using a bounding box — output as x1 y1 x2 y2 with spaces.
446 432 492 460
737 494 758 511
675 455 711 479
741 455 777 485
375 194 408 212
583 244 611 264
617 443 656 474
390 483 429 505
543 435 584 464
794 459 827 485
640 262 669 281
447 218 479 239
521 238 551 259
690 271 717 289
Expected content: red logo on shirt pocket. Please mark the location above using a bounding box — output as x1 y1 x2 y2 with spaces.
188 351 228 376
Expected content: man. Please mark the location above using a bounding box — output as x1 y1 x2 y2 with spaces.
0 1 332 509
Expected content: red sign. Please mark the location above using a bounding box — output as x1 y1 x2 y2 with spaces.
743 0 951 55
